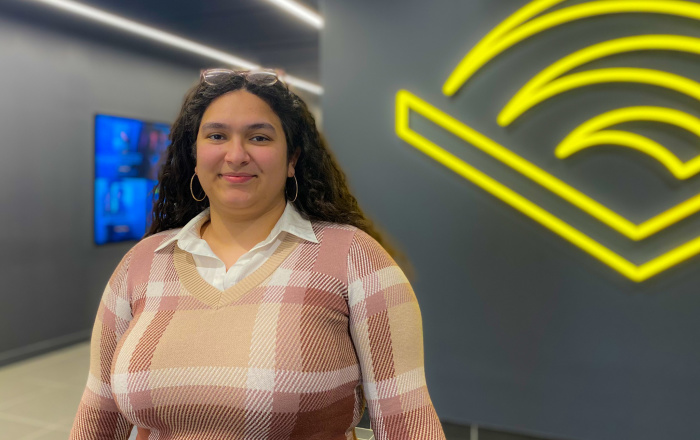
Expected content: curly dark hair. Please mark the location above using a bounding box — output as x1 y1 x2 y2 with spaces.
144 71 413 278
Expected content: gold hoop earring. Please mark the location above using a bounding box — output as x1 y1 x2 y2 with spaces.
286 175 298 203
190 173 207 202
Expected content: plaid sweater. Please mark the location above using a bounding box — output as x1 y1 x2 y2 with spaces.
70 221 446 440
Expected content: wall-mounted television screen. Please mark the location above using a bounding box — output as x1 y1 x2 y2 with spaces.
94 114 171 245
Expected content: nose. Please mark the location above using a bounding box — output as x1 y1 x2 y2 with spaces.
223 136 250 164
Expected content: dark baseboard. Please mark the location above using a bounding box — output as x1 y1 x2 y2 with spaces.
0 330 91 368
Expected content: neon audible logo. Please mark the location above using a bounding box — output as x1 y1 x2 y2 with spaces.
396 0 700 282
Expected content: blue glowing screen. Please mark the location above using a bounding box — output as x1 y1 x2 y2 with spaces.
94 114 170 245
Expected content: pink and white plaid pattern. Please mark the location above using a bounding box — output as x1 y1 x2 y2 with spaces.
70 221 445 440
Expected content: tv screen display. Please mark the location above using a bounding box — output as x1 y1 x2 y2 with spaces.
94 114 170 245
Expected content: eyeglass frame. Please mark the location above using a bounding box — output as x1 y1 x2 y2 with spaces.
199 68 288 89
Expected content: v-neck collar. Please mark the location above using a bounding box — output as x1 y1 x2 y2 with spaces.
172 231 302 309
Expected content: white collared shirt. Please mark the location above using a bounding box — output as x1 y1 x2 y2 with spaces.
154 201 318 290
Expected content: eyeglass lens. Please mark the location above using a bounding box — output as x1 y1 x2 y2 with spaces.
201 69 279 87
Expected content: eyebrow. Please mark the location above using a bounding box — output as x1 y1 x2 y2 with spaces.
246 123 276 133
200 122 277 133
200 122 229 131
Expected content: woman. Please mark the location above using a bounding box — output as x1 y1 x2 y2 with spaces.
70 69 445 440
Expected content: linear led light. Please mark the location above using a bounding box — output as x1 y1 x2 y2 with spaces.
262 0 324 29
29 0 323 95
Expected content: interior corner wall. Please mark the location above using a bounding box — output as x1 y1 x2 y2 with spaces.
0 12 198 364
320 1 700 440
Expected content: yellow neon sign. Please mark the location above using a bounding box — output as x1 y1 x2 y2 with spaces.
397 0 700 281
395 91 700 282
500 35 700 125
443 1 700 96
556 106 700 180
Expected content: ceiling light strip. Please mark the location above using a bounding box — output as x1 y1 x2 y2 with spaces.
263 0 324 29
31 0 323 94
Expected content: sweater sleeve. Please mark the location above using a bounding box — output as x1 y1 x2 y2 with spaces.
346 229 446 440
70 248 135 440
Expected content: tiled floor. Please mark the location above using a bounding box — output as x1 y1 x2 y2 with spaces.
0 342 541 440
0 342 123 440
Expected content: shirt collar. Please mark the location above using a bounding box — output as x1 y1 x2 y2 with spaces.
154 201 318 252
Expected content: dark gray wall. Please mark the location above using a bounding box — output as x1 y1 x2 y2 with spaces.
321 1 700 439
0 3 322 367
0 3 321 366
0 11 199 364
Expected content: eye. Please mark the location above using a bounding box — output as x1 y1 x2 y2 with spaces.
207 133 225 141
251 135 271 142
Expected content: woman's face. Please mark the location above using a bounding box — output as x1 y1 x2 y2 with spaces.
194 90 298 214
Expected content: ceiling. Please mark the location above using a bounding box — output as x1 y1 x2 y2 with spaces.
2 0 322 85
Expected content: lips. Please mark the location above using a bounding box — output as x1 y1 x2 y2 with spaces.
221 173 255 184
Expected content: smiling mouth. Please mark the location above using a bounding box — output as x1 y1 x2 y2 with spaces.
221 174 256 183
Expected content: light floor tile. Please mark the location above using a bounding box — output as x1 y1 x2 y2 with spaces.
0 376 60 410
20 425 73 440
354 427 375 440
1 386 84 426
0 411 54 429
0 417 48 439
0 344 89 379
8 346 90 388
0 343 88 418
